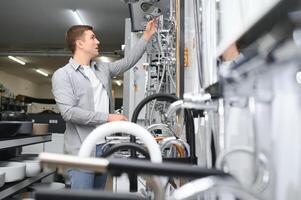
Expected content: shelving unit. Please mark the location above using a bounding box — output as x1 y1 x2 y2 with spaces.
0 134 52 150
0 134 53 199
0 96 25 112
0 170 55 199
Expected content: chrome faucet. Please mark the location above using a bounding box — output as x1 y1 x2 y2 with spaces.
182 92 218 111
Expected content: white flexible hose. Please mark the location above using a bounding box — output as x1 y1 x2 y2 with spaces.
79 121 162 163
78 121 166 200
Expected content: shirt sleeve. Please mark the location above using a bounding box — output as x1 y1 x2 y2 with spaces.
52 68 108 126
108 37 148 77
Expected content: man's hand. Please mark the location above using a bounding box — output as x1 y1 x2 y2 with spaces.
107 114 128 122
143 18 158 41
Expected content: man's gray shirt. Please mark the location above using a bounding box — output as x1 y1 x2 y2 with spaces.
52 37 148 155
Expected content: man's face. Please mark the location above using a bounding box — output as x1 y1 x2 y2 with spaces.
77 30 100 58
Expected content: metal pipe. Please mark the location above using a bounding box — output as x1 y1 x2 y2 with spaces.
170 176 263 200
182 92 218 111
39 153 229 178
165 100 183 119
215 146 270 193
193 0 204 88
160 137 190 157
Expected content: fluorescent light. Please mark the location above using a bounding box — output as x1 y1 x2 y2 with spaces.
71 9 85 25
36 69 49 77
8 56 26 65
121 44 125 51
100 56 111 63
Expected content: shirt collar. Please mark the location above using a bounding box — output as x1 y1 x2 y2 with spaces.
69 58 98 70
91 60 98 70
69 58 81 70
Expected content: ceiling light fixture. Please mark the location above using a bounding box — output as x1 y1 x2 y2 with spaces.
115 80 123 86
36 69 49 77
121 44 125 51
71 9 85 25
8 56 26 65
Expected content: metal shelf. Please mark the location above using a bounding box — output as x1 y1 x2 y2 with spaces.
0 134 54 199
0 134 52 150
0 170 55 199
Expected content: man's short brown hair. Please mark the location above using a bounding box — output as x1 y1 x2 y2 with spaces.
65 25 93 53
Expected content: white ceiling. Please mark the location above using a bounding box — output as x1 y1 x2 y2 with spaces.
0 0 130 84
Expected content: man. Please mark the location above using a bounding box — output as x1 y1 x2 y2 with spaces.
52 19 157 189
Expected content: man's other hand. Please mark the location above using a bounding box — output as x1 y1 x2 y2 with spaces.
107 114 128 122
